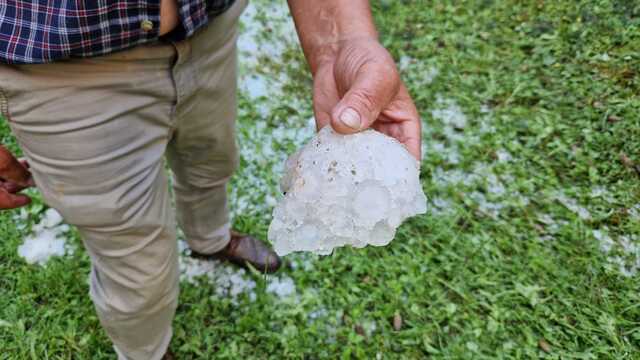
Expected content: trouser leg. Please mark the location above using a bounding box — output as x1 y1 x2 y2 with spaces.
1 43 179 360
167 0 247 255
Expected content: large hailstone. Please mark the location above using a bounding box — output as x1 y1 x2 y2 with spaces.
268 126 427 256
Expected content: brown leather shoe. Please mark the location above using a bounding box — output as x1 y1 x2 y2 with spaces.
191 231 282 273
162 349 175 360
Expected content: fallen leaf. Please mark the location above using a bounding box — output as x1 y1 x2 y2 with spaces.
620 153 640 177
620 152 634 168
538 339 551 353
607 115 621 123
393 312 403 331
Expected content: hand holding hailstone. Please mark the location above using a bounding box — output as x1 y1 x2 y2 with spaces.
270 2 427 255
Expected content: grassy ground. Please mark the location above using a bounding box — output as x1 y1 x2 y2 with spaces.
1 0 640 358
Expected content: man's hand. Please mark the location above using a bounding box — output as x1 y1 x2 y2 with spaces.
0 145 34 209
312 38 421 160
287 0 421 160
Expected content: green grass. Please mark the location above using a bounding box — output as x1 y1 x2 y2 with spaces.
1 0 640 358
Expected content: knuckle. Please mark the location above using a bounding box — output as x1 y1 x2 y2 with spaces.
377 60 399 77
351 90 378 114
379 63 401 90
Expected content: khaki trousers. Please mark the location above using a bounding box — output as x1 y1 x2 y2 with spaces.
0 0 247 358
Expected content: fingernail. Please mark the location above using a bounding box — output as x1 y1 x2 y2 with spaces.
339 108 361 130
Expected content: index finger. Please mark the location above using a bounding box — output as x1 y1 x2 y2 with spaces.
0 146 32 187
377 84 422 161
0 188 31 210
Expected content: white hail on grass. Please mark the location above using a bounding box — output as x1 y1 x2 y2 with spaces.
232 0 317 221
496 149 513 163
178 241 298 302
265 276 296 298
398 55 439 85
628 203 640 220
552 192 592 220
17 208 74 265
431 96 468 133
592 228 640 277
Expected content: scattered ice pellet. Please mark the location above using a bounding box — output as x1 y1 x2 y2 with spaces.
446 149 461 164
398 56 439 85
289 253 316 271
308 307 329 320
179 256 257 302
269 126 427 256
40 208 63 228
628 204 640 220
486 174 506 196
398 55 413 70
553 192 591 220
593 228 615 253
361 319 378 337
619 235 639 256
431 197 452 210
431 97 467 130
266 276 296 298
178 243 298 302
496 149 513 163
17 209 73 265
469 191 504 219
13 208 28 221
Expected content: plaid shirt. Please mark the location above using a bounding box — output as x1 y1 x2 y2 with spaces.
0 0 235 64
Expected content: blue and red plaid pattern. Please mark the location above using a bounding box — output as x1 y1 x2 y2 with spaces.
0 0 235 64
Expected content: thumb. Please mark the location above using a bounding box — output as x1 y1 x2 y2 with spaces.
330 63 400 134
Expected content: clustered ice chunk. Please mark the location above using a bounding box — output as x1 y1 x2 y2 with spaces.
18 208 72 265
268 126 427 256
